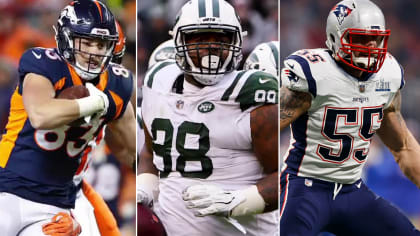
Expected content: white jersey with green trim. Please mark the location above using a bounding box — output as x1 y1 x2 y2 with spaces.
281 48 404 184
142 60 278 236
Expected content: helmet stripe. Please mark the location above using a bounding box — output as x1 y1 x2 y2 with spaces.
198 0 206 17
212 0 220 17
93 0 103 22
268 42 279 72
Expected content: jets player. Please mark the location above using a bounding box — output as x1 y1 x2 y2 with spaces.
138 0 278 235
147 39 176 69
0 1 136 235
244 41 279 78
281 0 420 235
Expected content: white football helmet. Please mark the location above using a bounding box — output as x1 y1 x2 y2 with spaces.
170 0 246 85
244 41 279 78
326 0 390 73
147 39 176 69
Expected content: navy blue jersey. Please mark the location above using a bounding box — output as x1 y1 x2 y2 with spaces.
0 47 133 208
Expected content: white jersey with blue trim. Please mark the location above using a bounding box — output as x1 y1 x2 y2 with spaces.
281 48 404 184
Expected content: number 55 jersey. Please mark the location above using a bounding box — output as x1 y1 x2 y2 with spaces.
142 60 278 236
281 48 404 184
0 47 133 208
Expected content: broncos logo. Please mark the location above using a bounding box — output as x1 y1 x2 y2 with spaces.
332 4 353 25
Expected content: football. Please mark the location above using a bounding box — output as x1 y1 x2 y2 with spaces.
138 203 167 236
57 85 89 100
57 85 90 126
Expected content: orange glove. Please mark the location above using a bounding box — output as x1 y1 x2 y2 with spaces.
42 212 82 236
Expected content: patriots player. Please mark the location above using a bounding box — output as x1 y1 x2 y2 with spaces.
0 1 135 235
138 0 278 235
281 0 420 235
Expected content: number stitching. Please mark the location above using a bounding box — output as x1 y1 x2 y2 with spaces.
316 106 383 164
151 118 213 179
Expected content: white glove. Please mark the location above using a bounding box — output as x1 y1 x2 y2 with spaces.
137 173 159 208
85 83 109 117
183 184 266 217
182 185 246 217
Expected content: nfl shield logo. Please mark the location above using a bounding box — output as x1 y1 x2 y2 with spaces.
359 84 365 93
176 100 184 109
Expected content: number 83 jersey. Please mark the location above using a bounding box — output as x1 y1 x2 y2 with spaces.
0 47 133 208
281 48 404 184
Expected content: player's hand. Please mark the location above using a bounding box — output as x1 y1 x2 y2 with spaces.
42 212 81 236
182 185 246 217
85 82 109 116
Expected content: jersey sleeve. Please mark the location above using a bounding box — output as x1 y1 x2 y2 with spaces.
235 70 278 111
107 64 134 120
281 52 317 98
382 54 406 109
18 48 65 89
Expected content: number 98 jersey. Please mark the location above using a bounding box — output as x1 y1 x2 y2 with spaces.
142 60 278 235
281 48 404 184
0 47 133 208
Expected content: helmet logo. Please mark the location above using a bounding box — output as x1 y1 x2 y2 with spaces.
332 4 353 25
60 6 78 25
197 101 215 113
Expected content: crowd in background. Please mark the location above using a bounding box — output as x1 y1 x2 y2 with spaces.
281 0 420 232
0 0 136 235
137 0 279 102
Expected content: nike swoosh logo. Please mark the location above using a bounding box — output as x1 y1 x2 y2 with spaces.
286 63 294 69
259 78 270 84
32 51 42 59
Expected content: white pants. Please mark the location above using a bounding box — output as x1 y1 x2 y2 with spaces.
0 192 70 236
73 190 101 236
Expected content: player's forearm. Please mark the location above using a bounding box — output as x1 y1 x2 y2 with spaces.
392 132 420 188
138 146 158 175
256 171 278 212
28 99 80 129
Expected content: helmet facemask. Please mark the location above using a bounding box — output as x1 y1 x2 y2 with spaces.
174 25 242 85
71 35 116 80
337 28 390 73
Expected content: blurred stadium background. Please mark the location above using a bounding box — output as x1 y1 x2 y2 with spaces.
281 0 420 234
137 0 279 103
0 0 136 235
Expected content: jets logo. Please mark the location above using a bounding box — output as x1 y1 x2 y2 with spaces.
197 101 215 113
332 4 353 25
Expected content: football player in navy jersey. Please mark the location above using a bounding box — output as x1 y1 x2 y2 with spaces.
280 0 420 235
0 1 135 235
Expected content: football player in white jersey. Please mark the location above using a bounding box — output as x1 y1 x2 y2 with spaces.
244 41 279 78
138 0 278 235
280 0 420 235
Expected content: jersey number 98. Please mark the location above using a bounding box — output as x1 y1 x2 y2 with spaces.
151 118 213 179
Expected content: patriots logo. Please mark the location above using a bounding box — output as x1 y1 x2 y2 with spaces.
284 69 299 83
332 4 353 25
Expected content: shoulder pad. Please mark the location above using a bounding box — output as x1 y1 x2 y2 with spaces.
106 64 134 120
18 48 66 86
229 70 278 111
281 50 318 97
144 59 179 90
